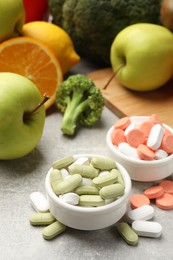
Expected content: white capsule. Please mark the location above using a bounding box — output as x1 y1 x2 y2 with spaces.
132 220 162 238
82 177 93 186
30 192 49 213
59 192 80 205
118 142 140 159
130 116 149 125
155 149 168 160
126 205 154 224
60 168 69 179
147 124 164 150
124 122 136 136
98 171 110 176
73 157 89 165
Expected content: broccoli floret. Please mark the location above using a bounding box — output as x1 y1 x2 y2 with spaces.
56 74 105 136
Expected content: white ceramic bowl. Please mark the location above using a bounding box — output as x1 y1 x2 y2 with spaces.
106 116 173 182
45 154 131 230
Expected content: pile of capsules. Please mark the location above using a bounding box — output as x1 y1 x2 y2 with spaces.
111 114 173 160
29 155 126 240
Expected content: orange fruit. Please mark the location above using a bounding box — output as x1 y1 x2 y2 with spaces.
0 36 63 109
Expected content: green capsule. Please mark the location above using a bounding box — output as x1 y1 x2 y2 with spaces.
55 174 83 195
91 157 117 170
68 163 99 178
29 212 55 226
52 156 75 169
74 185 99 195
79 195 105 207
50 169 63 195
42 220 66 240
92 170 118 188
99 183 124 200
116 222 138 246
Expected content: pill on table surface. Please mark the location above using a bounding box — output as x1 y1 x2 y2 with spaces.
126 128 145 148
79 195 105 207
139 120 154 138
155 193 173 210
147 124 164 150
30 192 49 213
53 174 83 195
150 114 162 125
111 128 126 146
130 194 150 209
144 185 164 199
91 157 117 170
92 169 118 188
59 192 79 205
74 185 99 195
118 142 140 159
159 180 173 195
100 183 124 200
126 205 154 224
137 144 155 161
116 222 138 246
132 220 162 238
29 212 55 226
52 156 75 169
42 220 66 240
155 149 168 160
68 163 99 179
114 117 131 130
161 134 173 154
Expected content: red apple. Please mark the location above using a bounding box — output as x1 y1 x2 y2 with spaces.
23 0 48 23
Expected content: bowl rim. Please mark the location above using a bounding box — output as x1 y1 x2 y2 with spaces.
45 154 131 214
106 119 173 166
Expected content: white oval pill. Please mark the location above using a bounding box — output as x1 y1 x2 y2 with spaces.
30 192 49 213
124 122 136 136
132 220 162 238
118 142 140 159
155 149 168 160
147 124 164 150
59 192 79 205
60 168 69 179
126 205 154 224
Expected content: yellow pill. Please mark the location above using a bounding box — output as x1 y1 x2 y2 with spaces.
68 163 99 178
100 183 124 200
42 220 66 240
55 174 83 195
50 169 63 195
29 212 55 226
74 185 99 195
92 170 118 188
91 157 117 170
117 222 138 246
52 156 75 169
79 195 105 207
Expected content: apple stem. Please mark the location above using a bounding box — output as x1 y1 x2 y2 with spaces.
24 93 49 118
103 64 124 90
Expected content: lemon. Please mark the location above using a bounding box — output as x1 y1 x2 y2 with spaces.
22 21 80 74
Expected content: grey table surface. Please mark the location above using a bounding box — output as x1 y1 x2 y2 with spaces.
0 60 173 260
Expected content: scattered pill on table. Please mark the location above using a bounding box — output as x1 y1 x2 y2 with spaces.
132 220 162 238
159 180 173 195
144 185 164 199
155 193 173 210
30 191 49 213
126 205 154 224
29 212 55 226
116 222 138 246
42 220 66 240
130 194 150 209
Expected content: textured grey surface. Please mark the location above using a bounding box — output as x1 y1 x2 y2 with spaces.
0 60 173 260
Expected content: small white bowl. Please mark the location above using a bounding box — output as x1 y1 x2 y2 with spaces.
45 154 131 230
106 117 173 182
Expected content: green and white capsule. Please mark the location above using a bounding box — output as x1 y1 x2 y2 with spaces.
68 163 99 178
52 156 75 169
91 157 117 170
99 183 125 200
55 174 83 195
92 170 118 188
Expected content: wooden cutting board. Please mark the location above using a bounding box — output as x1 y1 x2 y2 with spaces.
87 68 173 126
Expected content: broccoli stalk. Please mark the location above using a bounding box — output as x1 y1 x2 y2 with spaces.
56 74 104 136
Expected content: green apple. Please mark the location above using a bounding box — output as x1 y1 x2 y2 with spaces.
110 23 173 91
0 0 25 43
0 72 45 160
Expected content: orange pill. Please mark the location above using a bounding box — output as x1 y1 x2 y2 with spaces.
161 134 173 154
114 117 131 130
155 193 173 210
164 128 172 136
126 128 145 148
137 144 155 161
139 120 154 138
144 185 164 199
130 194 150 209
159 180 173 195
150 114 163 125
111 128 126 146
